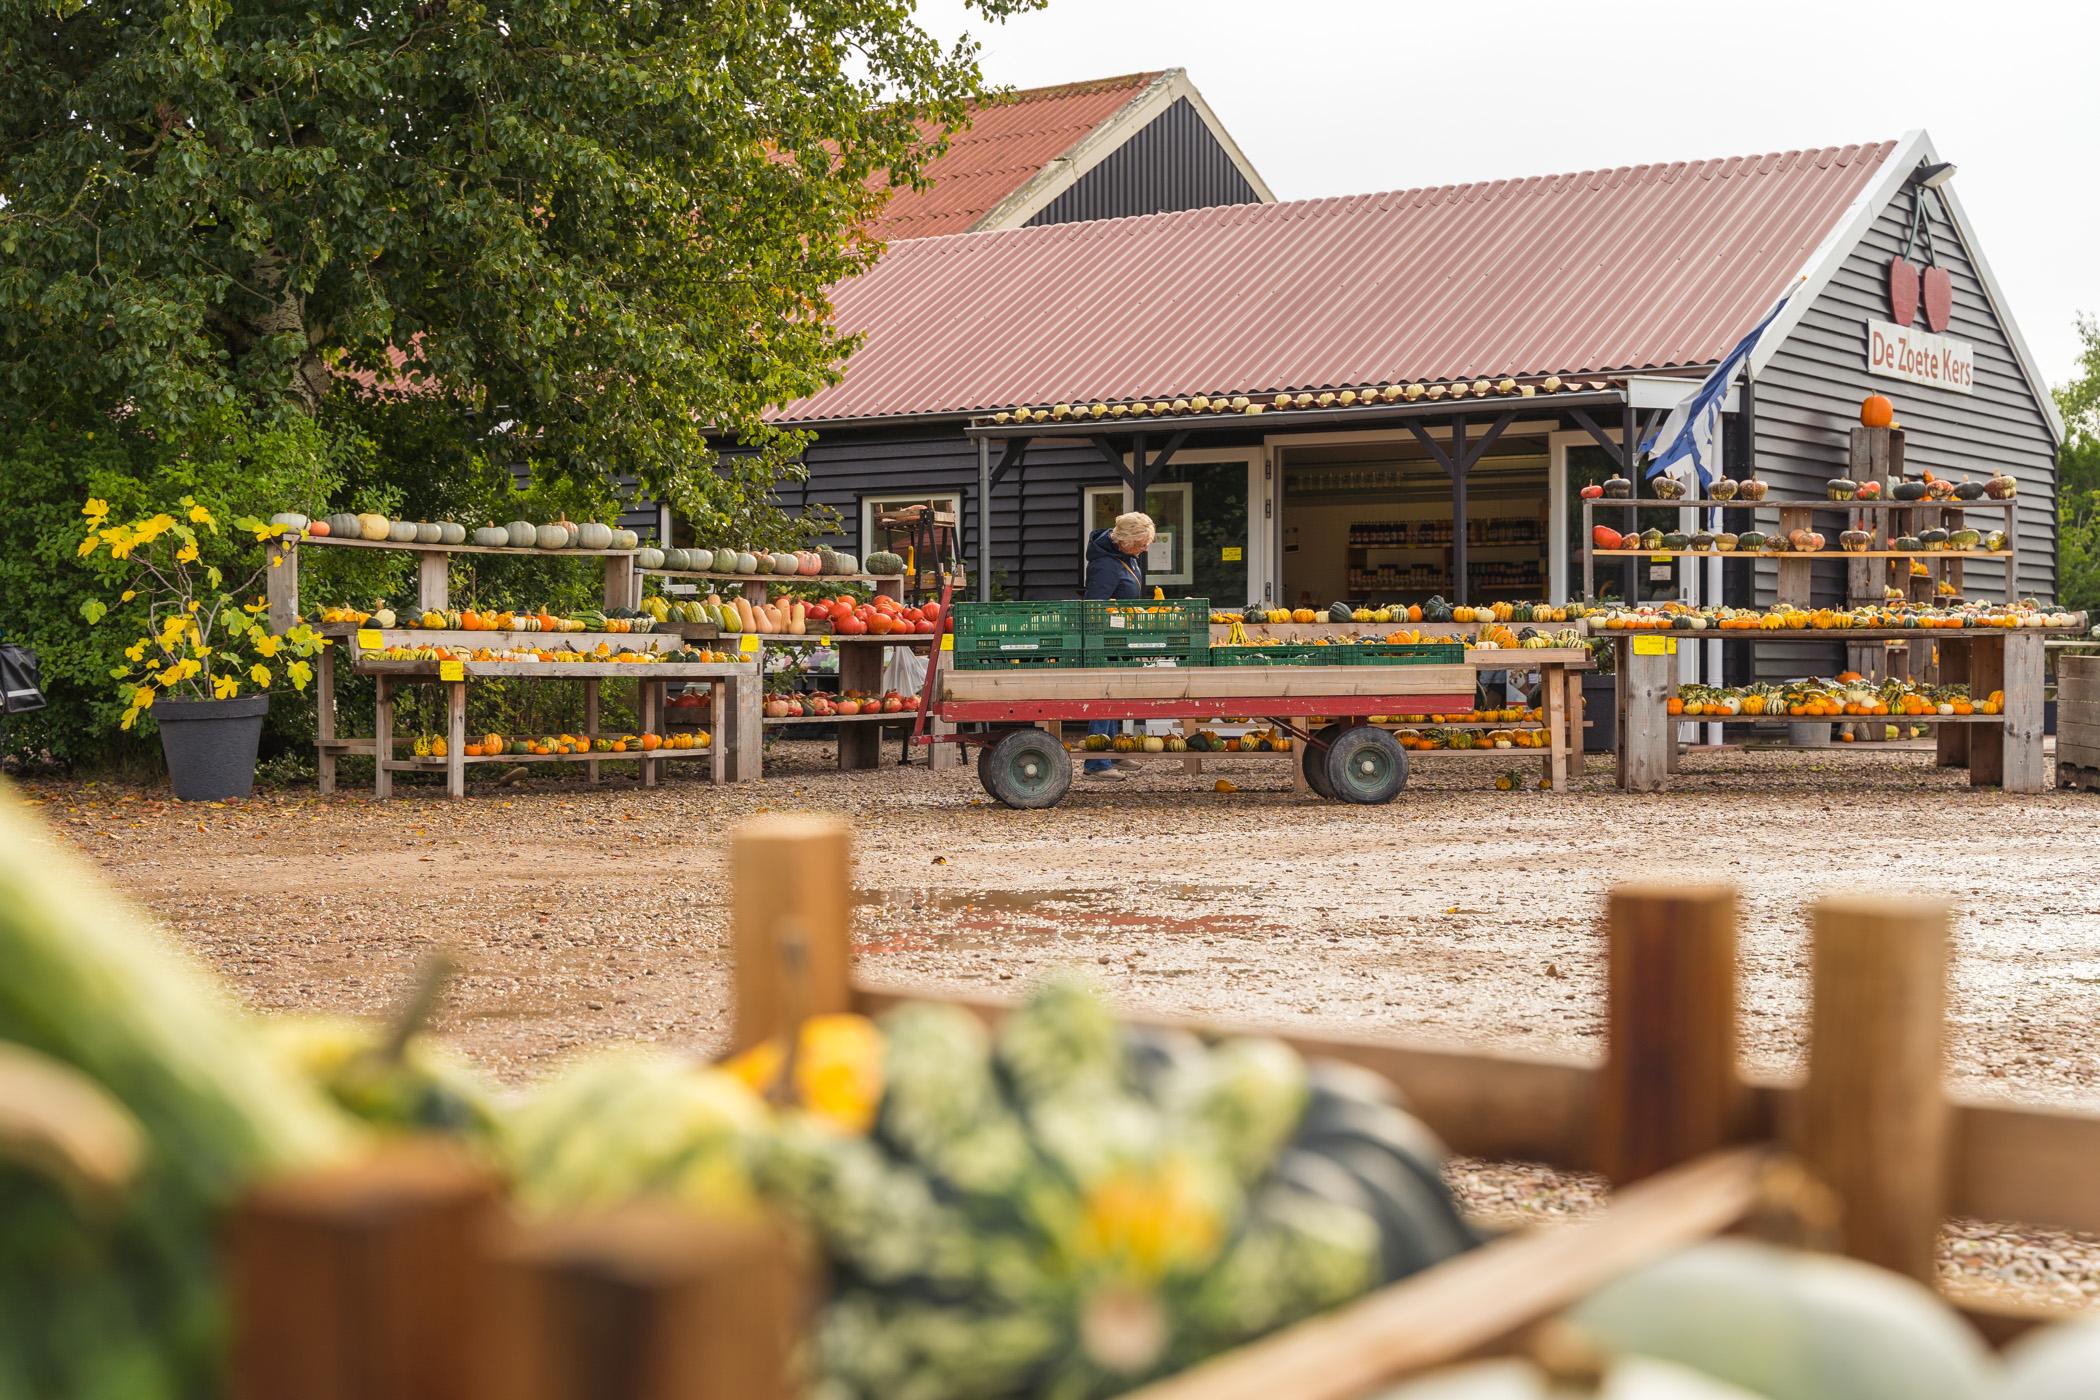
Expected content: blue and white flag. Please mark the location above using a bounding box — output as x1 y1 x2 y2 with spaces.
1640 278 1803 490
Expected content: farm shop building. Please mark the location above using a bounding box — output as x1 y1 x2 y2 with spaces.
705 130 2063 677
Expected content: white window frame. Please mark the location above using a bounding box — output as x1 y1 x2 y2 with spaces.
859 491 962 565
1083 449 1266 593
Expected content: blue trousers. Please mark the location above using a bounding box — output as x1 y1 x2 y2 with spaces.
1084 719 1117 772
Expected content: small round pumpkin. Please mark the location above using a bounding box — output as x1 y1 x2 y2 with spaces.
436 522 467 545
574 521 614 550
358 512 392 541
534 522 571 550
472 525 510 548
1860 393 1894 429
413 522 442 544
388 520 419 543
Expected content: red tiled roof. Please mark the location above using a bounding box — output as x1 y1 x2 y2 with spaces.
783 140 1898 425
866 71 1165 241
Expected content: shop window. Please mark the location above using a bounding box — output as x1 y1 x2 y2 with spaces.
1082 483 1192 584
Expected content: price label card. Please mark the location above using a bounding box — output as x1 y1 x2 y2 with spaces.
739 633 761 654
438 660 464 681
356 628 382 650
1631 635 1678 656
940 632 954 651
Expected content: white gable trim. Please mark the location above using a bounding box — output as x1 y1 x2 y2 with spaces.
1749 129 2064 444
971 69 1275 234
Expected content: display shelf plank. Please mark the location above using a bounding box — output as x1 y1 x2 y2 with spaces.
941 664 1476 702
756 633 933 646
1604 628 2082 642
1583 498 2016 513
1677 713 2006 725
1594 549 2009 560
639 568 893 586
353 660 750 680
763 711 921 726
293 535 639 558
380 747 713 770
320 624 689 650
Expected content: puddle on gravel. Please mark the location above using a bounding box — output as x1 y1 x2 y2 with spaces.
853 884 1276 954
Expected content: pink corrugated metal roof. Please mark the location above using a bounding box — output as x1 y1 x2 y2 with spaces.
866 72 1164 241
784 141 1897 424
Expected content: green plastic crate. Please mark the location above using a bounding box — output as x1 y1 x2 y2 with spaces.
950 601 1085 668
1338 642 1467 665
1081 597 1208 665
1207 644 1329 667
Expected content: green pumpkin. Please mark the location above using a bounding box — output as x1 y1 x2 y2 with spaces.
1660 531 1690 551
867 550 907 576
1420 595 1453 624
1329 601 1355 623
1893 536 1923 552
1737 531 1769 550
1891 481 1929 501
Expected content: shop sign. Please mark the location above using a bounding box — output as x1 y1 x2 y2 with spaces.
1866 319 1973 394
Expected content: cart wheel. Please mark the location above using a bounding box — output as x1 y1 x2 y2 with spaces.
1302 723 1342 799
1324 726 1409 804
981 727 1072 809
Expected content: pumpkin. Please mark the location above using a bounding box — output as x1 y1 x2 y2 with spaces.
1891 481 1929 501
1951 480 1985 501
1593 525 1624 550
1651 475 1686 501
1712 533 1739 553
610 528 639 550
413 522 442 544
866 550 906 577
1826 478 1859 501
1373 1356 1766 1400
1983 472 2018 500
1948 528 1981 550
750 979 1474 1400
1737 531 1769 551
1328 600 1355 623
1983 530 2009 552
1689 532 1715 551
734 551 760 575
323 512 362 538
1638 528 1665 551
1860 392 1895 428
535 522 571 550
771 552 801 576
270 512 310 531
574 521 615 550
1707 478 1738 501
829 552 860 575
1736 479 1769 502
798 551 823 576
307 519 331 537
636 547 665 570
436 522 467 545
357 512 392 541
505 520 537 549
1840 530 1873 553
1892 535 1923 552
1659 532 1690 551
1567 1239 1994 1400
818 547 842 574
1919 528 1950 550
387 520 419 543
689 548 718 572
472 526 510 547
1999 1318 2100 1400
1602 476 1633 499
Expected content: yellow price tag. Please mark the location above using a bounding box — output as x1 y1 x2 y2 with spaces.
438 660 464 681
1631 635 1678 656
940 632 954 651
356 628 382 650
738 633 761 654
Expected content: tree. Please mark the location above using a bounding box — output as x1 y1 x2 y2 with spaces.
1 0 1040 519
2057 316 2100 615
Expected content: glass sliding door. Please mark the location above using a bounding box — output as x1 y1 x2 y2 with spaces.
1083 457 1258 606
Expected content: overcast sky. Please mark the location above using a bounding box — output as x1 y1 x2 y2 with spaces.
916 0 2099 390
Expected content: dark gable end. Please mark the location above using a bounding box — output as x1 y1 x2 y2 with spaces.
1024 97 1265 227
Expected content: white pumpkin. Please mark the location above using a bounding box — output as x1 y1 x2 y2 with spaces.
635 547 665 570
574 521 615 550
505 520 537 549
535 522 571 550
357 512 391 541
387 520 418 543
472 526 510 548
1568 1241 1994 1400
270 511 309 531
1999 1318 2100 1400
436 522 467 545
685 548 713 572
413 522 442 544
610 528 639 551
734 551 760 575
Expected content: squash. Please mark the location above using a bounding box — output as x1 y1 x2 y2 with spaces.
1951 480 1985 501
1707 478 1739 501
1592 525 1624 550
1983 530 2009 552
1638 528 1665 551
1948 528 1981 550
1983 472 2018 500
1840 530 1873 553
1736 479 1769 502
1999 1318 2100 1400
387 520 419 543
636 547 665 570
830 552 860 575
1890 480 1929 501
1826 478 1859 501
610 528 639 550
270 511 310 532
472 525 510 548
357 512 392 541
772 552 801 576
574 521 615 550
534 522 571 550
734 551 759 575
436 522 466 545
1689 532 1715 552
1325 600 1353 623
798 551 824 576
1712 533 1739 553
505 520 537 549
1568 1239 1994 1400
1860 392 1895 428
1737 530 1769 551
1659 532 1689 551
1892 536 1924 552
1919 528 1950 550
749 980 1472 1400
1420 595 1453 624
1651 475 1686 501
413 522 442 544
865 550 906 576
1373 1356 1766 1400
692 548 721 572
322 512 362 538
1602 475 1633 499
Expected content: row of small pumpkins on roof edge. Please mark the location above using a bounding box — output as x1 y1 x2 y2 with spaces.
984 374 1606 424
279 512 642 552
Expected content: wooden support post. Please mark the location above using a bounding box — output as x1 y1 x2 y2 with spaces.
374 674 395 799
418 551 450 616
1774 506 1812 608
731 814 854 1052
316 644 338 795
1935 638 1971 767
1595 885 1744 1184
1563 666 1587 779
639 681 661 790
1992 631 2045 792
710 680 725 786
1615 640 1672 792
446 680 467 800
1799 894 1950 1284
485 1208 802 1400
927 704 960 771
229 1148 499 1400
584 678 602 786
1966 635 2008 787
266 538 301 633
602 555 640 613
723 663 763 782
836 642 883 770
1538 663 1568 793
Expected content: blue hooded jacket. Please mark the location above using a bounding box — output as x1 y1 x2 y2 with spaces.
1083 528 1146 600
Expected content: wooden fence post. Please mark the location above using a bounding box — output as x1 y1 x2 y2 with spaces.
731 813 854 1052
483 1207 804 1400
1594 884 1746 1184
1799 893 1951 1282
228 1147 500 1400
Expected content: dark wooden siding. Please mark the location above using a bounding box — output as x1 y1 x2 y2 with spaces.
1025 98 1262 227
761 424 1121 598
1749 186 2059 676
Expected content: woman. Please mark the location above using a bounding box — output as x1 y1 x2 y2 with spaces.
1081 512 1154 777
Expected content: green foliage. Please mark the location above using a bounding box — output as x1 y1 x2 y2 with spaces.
2056 316 2100 616
1 0 1042 525
0 408 384 766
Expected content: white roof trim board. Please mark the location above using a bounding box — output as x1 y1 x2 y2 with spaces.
972 68 1275 232
1752 128 2065 445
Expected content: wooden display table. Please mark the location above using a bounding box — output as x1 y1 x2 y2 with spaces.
1610 628 2068 793
353 657 752 799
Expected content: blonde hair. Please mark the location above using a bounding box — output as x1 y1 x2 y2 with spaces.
1110 512 1155 548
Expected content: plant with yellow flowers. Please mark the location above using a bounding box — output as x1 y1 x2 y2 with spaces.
77 497 327 729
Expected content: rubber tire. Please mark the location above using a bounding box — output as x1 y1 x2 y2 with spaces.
1324 725 1409 804
1302 723 1343 800
981 727 1073 809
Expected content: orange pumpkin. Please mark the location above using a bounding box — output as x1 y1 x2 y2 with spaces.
1860 393 1894 429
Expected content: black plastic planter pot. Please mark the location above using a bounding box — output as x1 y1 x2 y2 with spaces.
1581 671 1618 754
155 694 268 801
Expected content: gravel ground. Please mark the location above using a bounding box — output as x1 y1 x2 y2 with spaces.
17 740 2100 1309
